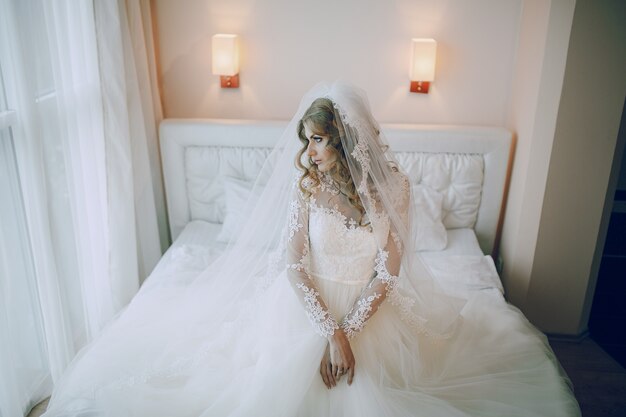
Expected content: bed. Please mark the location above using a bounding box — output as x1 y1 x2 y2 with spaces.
40 119 580 416
149 119 512 300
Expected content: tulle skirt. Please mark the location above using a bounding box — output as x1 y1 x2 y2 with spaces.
42 269 580 417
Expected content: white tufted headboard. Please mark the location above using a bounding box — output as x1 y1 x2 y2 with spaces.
159 119 512 256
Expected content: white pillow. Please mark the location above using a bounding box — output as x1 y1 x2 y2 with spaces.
412 185 447 251
216 177 261 243
217 177 447 250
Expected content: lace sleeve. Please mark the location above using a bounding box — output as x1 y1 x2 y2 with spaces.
340 174 409 339
339 231 402 339
285 181 339 338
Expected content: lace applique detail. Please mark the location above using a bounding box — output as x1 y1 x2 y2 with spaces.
297 173 339 196
319 173 340 195
309 199 365 233
287 258 305 272
341 292 382 339
391 231 403 253
301 176 316 191
388 291 433 336
374 249 453 340
351 138 371 187
296 282 339 337
329 99 372 194
287 199 304 241
374 249 398 291
389 172 411 218
307 201 377 286
287 260 304 272
287 241 309 272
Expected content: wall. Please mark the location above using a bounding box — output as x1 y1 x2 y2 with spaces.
499 0 575 310
154 0 522 125
497 0 626 336
153 0 626 336
524 0 626 335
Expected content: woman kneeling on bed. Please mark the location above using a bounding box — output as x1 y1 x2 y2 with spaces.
42 82 580 417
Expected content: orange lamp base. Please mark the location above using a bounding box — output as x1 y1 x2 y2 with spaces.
410 81 430 94
220 74 239 88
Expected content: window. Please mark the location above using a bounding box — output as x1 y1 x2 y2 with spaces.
0 55 51 416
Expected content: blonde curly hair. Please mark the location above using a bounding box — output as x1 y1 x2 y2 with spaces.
295 98 367 223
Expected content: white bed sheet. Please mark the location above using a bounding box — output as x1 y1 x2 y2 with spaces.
145 221 504 298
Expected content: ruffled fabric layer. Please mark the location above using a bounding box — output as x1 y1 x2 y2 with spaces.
43 270 579 417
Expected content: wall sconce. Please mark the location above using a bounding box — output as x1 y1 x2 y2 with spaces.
410 38 437 94
212 34 239 88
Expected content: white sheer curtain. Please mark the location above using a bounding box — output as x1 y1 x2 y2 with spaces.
93 0 167 281
0 0 165 415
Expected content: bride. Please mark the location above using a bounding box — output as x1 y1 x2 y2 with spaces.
42 82 581 416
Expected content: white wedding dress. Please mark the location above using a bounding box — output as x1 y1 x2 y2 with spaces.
42 175 580 417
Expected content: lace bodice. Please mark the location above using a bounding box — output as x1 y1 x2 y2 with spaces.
308 202 378 286
286 174 404 339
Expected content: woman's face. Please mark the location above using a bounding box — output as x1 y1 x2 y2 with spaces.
304 122 336 172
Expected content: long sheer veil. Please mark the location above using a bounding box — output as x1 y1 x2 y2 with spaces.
155 81 462 372
152 80 462 346
48 81 466 401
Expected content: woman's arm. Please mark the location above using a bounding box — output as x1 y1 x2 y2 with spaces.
285 180 355 387
339 229 403 339
285 183 339 337
340 173 410 339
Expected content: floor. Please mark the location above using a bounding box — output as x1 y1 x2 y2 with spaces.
549 337 626 417
26 337 626 417
588 209 626 369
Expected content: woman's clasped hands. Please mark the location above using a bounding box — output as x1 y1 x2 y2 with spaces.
320 329 355 389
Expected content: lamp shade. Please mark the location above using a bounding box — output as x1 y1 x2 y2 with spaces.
410 38 436 81
212 34 239 76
